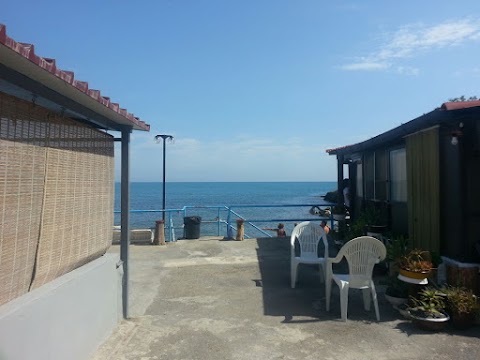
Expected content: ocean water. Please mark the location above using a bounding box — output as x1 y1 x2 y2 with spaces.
114 182 336 238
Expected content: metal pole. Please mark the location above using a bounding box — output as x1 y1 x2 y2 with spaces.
120 127 131 319
337 154 344 208
162 138 166 221
155 135 173 222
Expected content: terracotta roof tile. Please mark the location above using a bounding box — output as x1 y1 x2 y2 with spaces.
441 100 480 111
0 24 149 131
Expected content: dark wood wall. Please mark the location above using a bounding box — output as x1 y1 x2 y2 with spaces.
462 120 480 262
440 127 464 260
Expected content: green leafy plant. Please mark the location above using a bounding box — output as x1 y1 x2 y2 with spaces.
408 287 447 319
386 235 409 265
384 276 409 298
346 206 388 240
443 286 478 316
399 249 433 273
429 251 442 268
362 205 388 226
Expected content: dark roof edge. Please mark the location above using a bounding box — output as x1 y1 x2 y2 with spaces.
326 101 480 155
326 104 480 156
326 109 440 155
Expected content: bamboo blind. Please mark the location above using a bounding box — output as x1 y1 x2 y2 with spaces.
0 91 114 305
406 126 440 253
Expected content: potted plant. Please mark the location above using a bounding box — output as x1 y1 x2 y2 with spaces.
428 252 442 283
444 286 478 329
384 276 409 307
396 303 411 319
361 205 388 233
399 249 433 280
408 287 450 331
331 205 346 220
385 235 409 275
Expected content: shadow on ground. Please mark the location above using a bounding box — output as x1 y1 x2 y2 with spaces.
254 236 407 324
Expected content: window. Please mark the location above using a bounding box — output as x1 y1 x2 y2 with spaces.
390 148 407 202
356 162 363 197
364 152 374 199
375 150 387 200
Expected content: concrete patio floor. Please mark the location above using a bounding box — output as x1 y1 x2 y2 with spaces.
92 236 480 360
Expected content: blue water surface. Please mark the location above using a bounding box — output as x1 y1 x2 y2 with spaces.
114 182 336 237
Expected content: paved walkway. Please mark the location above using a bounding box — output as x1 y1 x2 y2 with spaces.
92 237 480 360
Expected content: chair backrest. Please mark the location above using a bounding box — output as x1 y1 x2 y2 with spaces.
291 221 328 260
336 236 386 286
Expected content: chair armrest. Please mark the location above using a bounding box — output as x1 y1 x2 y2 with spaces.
327 252 344 265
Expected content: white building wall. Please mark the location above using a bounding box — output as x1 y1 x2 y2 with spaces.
0 254 122 360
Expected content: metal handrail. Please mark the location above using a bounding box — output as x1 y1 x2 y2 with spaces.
114 202 334 242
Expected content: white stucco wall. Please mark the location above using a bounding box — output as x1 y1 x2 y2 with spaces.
0 253 122 360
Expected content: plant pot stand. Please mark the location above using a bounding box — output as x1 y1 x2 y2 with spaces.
397 274 428 300
409 312 450 331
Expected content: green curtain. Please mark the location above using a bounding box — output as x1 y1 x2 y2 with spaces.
406 127 440 253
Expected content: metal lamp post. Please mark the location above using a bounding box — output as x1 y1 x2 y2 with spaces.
155 134 173 221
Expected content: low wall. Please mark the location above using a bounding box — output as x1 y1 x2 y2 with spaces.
442 256 480 295
0 254 122 360
112 228 153 244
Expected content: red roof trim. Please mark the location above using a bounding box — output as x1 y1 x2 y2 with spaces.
326 144 355 154
0 24 150 131
441 100 480 111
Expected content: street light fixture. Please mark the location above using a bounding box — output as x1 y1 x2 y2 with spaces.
155 134 174 221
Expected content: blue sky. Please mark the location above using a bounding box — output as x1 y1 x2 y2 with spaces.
3 1 480 182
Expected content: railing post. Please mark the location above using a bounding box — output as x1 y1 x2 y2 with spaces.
217 208 221 236
169 214 175 242
226 207 232 239
154 220 166 245
236 219 244 241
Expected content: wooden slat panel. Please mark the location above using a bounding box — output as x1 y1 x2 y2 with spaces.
0 91 114 304
406 127 440 253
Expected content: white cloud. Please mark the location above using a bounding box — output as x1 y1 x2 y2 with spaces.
396 66 420 76
340 18 480 73
339 61 390 71
451 66 480 78
115 134 337 182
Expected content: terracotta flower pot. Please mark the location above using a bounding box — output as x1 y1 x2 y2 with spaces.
399 268 431 280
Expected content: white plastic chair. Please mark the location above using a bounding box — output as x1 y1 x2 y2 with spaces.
290 221 329 288
325 236 386 322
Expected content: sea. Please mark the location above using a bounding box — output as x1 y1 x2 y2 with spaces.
114 182 336 238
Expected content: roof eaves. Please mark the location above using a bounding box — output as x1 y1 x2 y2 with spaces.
326 108 443 155
0 24 150 132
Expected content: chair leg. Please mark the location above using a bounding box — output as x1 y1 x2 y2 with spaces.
325 278 331 311
371 283 380 321
362 288 371 311
291 262 298 288
318 264 324 283
339 283 349 322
